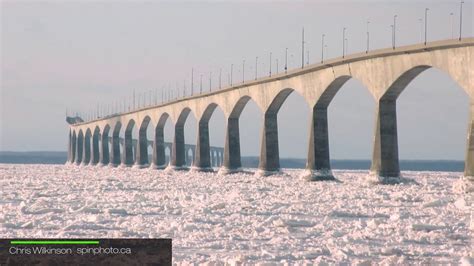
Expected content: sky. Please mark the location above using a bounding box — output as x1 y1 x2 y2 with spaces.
1 0 473 160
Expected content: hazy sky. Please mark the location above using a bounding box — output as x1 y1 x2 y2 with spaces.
1 0 473 160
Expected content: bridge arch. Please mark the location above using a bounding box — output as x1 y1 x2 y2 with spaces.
193 102 225 171
83 128 92 165
169 107 196 168
150 112 172 168
303 75 375 180
371 64 471 180
91 126 100 165
220 95 262 173
70 130 77 163
135 115 152 167
123 119 136 166
100 124 111 165
75 129 84 165
258 88 309 174
110 122 122 166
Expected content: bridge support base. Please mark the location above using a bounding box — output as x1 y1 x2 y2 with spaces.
456 176 474 193
300 169 336 181
165 165 189 172
462 102 474 193
366 171 401 184
190 166 214 173
255 168 282 177
218 167 243 175
150 163 167 170
133 164 149 169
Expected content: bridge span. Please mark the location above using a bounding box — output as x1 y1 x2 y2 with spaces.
66 38 474 183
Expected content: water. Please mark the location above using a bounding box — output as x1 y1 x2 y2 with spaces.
0 164 471 264
0 151 465 172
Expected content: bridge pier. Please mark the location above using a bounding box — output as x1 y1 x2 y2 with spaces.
134 130 149 168
67 132 72 164
151 126 167 169
75 133 83 165
70 133 76 164
110 132 121 167
170 125 188 170
221 119 242 173
90 132 100 165
302 107 335 181
99 134 109 166
257 113 280 176
369 99 401 183
462 101 474 191
82 134 91 165
122 132 134 167
192 121 213 172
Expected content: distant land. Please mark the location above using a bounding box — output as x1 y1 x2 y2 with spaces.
0 151 465 172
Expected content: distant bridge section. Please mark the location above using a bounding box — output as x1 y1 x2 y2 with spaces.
108 137 223 167
66 38 474 184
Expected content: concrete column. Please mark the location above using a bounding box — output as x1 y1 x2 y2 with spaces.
193 121 213 171
110 134 121 166
171 125 186 169
257 113 280 175
151 127 166 169
464 101 474 181
75 135 82 165
71 134 76 164
135 130 149 168
370 99 400 183
210 150 214 167
91 134 100 165
82 135 91 165
221 118 242 173
302 107 335 180
67 132 72 164
99 134 109 165
122 132 134 166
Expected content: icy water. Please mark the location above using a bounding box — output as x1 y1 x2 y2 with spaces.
0 164 472 264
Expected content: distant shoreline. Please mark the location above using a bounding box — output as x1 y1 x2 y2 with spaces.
0 151 465 172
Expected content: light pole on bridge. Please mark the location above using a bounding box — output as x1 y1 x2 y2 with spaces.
242 59 245 83
255 56 258 80
342 27 346 58
424 8 429 45
321 34 325 63
219 68 222 89
285 48 288 73
393 15 397 49
459 1 464 41
200 74 203 94
301 27 305 69
450 12 454 39
269 52 272 77
366 20 370 53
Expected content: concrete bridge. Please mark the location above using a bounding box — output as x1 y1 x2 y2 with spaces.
66 38 474 183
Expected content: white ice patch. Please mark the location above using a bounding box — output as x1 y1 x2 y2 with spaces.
0 164 471 264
